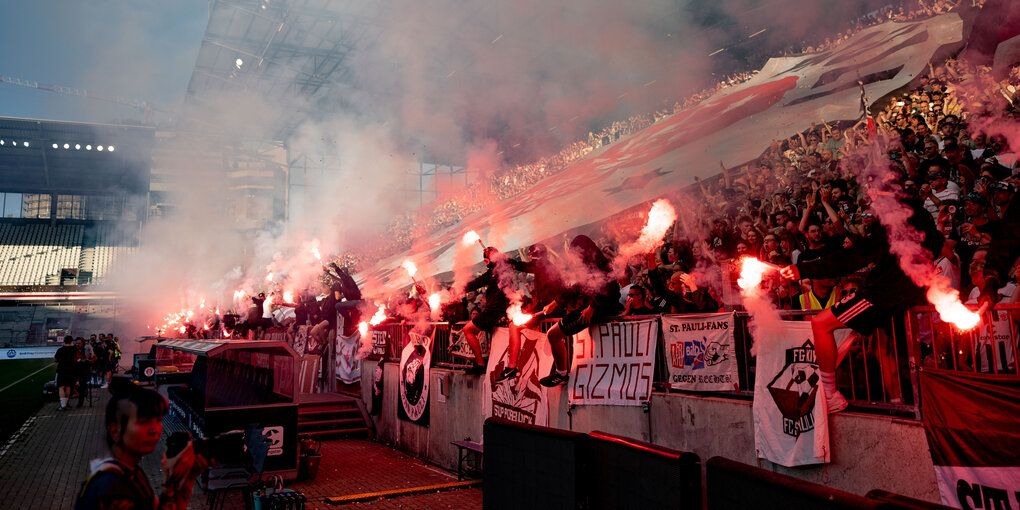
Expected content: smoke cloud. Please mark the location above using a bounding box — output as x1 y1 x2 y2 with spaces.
88 0 895 353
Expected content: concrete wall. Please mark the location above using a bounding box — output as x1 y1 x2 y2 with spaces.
361 360 940 503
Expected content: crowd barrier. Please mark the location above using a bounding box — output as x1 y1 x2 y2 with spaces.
705 457 885 509
483 417 590 510
588 431 701 510
484 419 950 509
365 303 1020 420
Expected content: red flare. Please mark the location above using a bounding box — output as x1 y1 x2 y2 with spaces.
508 303 533 326
368 305 387 326
738 257 775 290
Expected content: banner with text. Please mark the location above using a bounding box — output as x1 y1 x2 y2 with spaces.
661 313 737 391
483 328 555 428
920 368 1020 509
3 346 58 360
568 319 658 406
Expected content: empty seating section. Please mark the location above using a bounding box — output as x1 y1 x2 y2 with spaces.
90 223 136 280
0 224 83 285
0 222 137 285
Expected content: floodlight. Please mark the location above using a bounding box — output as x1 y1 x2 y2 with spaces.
86 145 92 150
75 144 81 150
23 141 29 147
52 143 58 149
63 143 70 149
97 145 104 151
236 58 244 69
108 146 115 152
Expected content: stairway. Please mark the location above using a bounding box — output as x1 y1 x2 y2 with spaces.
297 393 371 438
77 224 97 284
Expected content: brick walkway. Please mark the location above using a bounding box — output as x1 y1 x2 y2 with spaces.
0 393 481 509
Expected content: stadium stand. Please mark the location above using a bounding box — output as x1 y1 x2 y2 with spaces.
0 222 136 286
0 223 83 285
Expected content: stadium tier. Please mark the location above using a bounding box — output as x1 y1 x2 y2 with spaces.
0 222 136 286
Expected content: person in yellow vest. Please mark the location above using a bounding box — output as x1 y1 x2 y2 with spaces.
795 277 839 313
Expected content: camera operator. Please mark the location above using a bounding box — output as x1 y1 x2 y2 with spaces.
76 377 208 510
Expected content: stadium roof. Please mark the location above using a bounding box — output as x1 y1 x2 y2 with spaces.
181 0 370 142
0 116 154 196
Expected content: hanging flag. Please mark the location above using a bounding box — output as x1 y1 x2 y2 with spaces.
661 313 738 391
398 329 434 424
568 319 658 406
920 368 1020 508
482 328 555 427
753 321 852 467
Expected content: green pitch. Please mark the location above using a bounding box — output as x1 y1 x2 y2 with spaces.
0 358 56 445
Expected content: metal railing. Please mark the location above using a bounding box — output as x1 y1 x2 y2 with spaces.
363 304 1020 419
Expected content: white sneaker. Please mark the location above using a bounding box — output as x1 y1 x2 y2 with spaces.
826 390 848 414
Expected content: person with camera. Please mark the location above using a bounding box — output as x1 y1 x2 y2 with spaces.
76 376 208 510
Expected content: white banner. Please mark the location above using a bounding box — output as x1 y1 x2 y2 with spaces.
293 325 309 356
3 346 58 360
934 465 1020 509
568 319 657 406
661 313 737 391
335 329 362 384
449 328 489 360
398 329 433 423
753 321 839 467
482 328 554 428
357 15 964 293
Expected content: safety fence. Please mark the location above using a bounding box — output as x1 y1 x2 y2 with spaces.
364 304 1020 419
484 417 949 510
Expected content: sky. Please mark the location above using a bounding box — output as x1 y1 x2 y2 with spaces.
0 1 208 125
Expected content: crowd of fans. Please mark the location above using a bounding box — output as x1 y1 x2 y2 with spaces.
215 1 1020 381
343 0 985 267
52 333 122 410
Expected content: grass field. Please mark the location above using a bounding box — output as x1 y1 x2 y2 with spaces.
0 358 56 445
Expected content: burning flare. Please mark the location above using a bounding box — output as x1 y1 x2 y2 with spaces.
463 231 485 248
634 199 677 250
283 290 294 304
738 257 774 290
927 281 981 330
358 322 368 337
428 293 441 312
614 199 678 265
507 303 533 326
311 247 322 262
401 260 418 278
368 304 387 326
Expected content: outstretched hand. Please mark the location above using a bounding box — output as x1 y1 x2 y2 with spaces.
779 265 800 281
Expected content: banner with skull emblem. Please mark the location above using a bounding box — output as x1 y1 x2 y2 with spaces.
398 329 434 424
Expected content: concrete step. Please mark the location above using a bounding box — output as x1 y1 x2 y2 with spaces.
299 427 370 438
299 417 365 428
